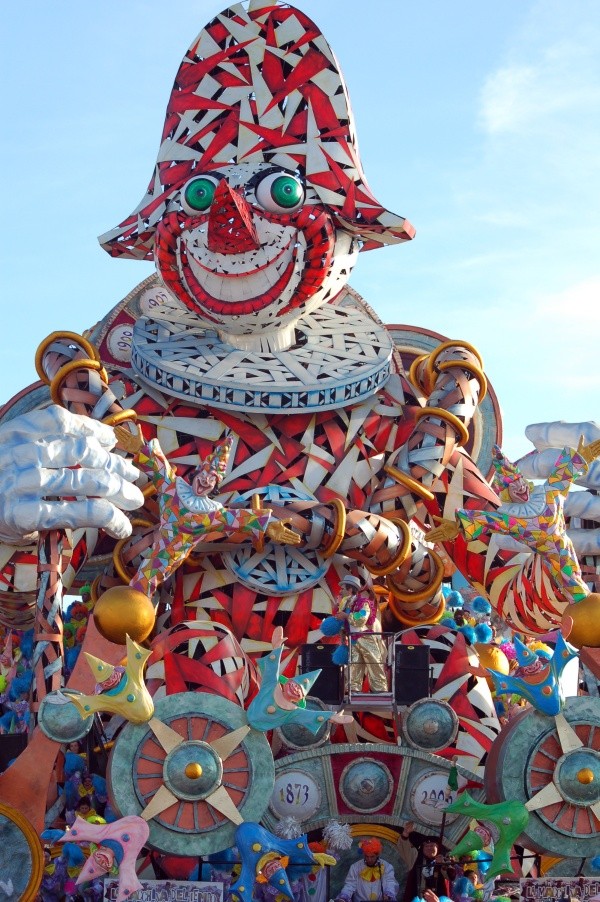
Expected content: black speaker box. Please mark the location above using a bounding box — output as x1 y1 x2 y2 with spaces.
0 733 27 772
300 643 343 705
394 643 430 705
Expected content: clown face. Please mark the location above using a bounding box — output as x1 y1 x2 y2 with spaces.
154 163 359 346
507 476 530 503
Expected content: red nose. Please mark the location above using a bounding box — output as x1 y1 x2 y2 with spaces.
207 179 260 254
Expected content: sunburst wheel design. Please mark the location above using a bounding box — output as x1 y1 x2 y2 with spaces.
486 696 600 859
108 692 274 855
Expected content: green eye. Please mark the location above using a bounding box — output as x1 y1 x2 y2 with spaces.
256 171 305 213
182 177 216 213
270 176 303 208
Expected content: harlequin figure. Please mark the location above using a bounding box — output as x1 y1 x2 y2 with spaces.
114 426 299 598
247 627 351 731
430 438 600 608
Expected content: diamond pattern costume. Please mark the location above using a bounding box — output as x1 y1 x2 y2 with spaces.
455 447 589 604
130 438 271 598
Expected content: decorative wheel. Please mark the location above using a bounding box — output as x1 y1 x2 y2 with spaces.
486 696 600 858
0 803 44 901
224 486 328 596
108 692 274 855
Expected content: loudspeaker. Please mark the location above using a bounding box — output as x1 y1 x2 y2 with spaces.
300 643 343 705
0 733 27 772
394 643 430 705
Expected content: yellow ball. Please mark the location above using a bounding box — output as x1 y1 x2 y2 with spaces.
93 585 155 645
561 593 600 649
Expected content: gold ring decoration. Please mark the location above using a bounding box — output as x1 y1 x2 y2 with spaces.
142 482 157 499
424 339 484 390
112 518 156 584
0 802 45 900
252 494 265 553
436 359 488 402
413 406 470 447
35 330 101 382
386 547 445 603
387 593 446 626
366 516 412 577
383 464 435 502
321 498 347 560
89 575 102 604
102 409 138 426
49 358 109 405
407 354 432 396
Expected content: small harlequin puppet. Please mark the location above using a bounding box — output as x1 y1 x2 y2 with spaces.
486 633 578 716
247 627 351 732
230 822 335 902
115 425 300 599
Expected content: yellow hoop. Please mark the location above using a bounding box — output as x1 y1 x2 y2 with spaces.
387 594 446 626
112 519 156 584
49 358 108 405
413 406 470 447
386 547 445 604
366 517 412 577
383 464 435 502
407 354 431 396
436 358 488 402
102 409 138 426
322 498 347 560
0 802 45 900
425 339 484 389
35 330 101 382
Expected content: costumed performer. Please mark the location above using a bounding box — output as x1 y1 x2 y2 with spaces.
335 837 399 902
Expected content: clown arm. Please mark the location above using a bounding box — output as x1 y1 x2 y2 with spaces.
543 447 588 505
135 438 177 488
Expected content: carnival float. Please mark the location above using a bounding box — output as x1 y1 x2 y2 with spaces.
1 2 600 900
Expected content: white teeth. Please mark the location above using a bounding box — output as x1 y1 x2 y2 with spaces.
184 217 303 302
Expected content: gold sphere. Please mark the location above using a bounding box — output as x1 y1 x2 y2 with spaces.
474 643 509 689
576 767 594 785
93 585 156 645
185 762 203 779
561 593 600 649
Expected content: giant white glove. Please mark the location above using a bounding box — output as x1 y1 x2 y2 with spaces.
516 420 600 553
0 405 144 543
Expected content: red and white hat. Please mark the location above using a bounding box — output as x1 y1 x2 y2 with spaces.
100 0 414 260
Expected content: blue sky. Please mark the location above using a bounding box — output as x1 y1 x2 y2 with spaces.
1 0 599 463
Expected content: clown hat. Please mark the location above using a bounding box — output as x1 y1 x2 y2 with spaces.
197 435 233 483
100 1 414 260
491 445 523 489
83 653 118 685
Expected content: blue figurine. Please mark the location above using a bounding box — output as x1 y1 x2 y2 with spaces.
230 822 334 902
247 628 351 733
486 633 578 716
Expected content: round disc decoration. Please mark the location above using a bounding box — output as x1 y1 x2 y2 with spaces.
108 692 274 855
37 689 94 743
224 486 328 596
339 757 394 813
402 699 459 753
486 697 600 858
0 803 45 900
276 696 331 751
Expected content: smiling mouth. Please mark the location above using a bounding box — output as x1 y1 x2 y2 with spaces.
179 224 302 316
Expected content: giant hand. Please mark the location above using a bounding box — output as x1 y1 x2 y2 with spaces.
0 405 144 543
517 421 600 554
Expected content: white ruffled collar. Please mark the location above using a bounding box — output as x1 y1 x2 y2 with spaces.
176 477 223 513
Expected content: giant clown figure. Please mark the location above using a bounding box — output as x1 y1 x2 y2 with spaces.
1 0 600 835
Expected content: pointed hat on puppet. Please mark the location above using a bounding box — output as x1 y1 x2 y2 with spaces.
84 652 117 684
198 434 233 483
491 444 523 489
100 0 414 261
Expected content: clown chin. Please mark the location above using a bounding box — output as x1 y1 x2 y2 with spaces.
212 229 360 354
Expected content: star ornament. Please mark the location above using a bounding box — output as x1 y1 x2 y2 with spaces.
66 635 154 725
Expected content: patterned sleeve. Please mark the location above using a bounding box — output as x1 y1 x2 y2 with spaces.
136 438 176 486
544 447 587 504
456 508 523 541
193 506 271 545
